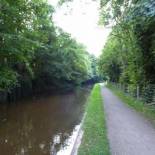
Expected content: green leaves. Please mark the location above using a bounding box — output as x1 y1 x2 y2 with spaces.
99 0 155 91
0 67 18 91
33 29 91 89
0 0 95 93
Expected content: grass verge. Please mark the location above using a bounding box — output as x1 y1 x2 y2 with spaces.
107 84 155 124
78 84 110 155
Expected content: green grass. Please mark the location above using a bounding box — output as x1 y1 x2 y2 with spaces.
78 84 110 155
107 84 155 124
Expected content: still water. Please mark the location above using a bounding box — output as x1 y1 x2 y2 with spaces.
0 86 92 155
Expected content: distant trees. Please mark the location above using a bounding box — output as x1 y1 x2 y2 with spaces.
33 30 92 92
0 0 94 101
99 0 155 89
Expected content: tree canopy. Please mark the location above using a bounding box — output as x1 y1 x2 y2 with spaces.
0 0 96 99
99 0 155 90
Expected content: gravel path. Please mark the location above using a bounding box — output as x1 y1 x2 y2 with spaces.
101 86 155 155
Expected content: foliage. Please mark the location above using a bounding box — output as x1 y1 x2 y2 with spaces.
58 0 73 5
0 67 18 91
99 35 122 82
0 0 93 96
99 0 155 91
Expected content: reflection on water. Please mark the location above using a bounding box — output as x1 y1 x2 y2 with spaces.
0 86 92 155
54 124 80 155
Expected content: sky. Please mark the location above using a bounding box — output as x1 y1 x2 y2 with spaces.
48 0 111 57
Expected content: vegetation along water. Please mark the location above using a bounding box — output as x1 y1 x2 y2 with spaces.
1 0 155 155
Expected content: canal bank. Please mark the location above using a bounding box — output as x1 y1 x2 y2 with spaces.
77 84 110 155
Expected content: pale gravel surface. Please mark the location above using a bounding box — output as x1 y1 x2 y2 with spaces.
101 86 155 155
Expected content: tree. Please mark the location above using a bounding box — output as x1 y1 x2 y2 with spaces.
99 0 155 101
0 0 92 101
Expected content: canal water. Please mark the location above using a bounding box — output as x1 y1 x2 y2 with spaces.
0 86 92 155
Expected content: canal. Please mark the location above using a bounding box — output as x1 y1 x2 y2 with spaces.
0 86 92 155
